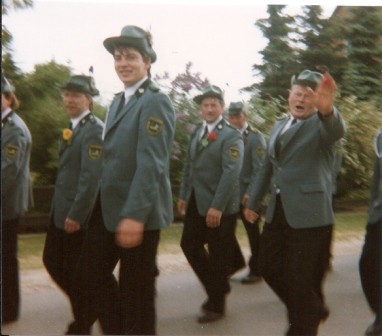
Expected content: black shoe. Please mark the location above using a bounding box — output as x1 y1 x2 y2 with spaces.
65 321 90 335
201 299 214 312
197 310 224 323
365 320 382 336
2 316 18 325
241 273 262 284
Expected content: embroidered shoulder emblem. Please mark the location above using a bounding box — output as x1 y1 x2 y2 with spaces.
88 144 102 160
5 144 19 159
229 146 240 159
146 117 163 135
256 145 266 157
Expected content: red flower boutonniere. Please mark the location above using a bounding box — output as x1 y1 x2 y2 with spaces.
208 131 217 141
200 129 218 147
62 128 73 145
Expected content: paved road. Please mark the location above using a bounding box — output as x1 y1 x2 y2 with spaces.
2 243 374 335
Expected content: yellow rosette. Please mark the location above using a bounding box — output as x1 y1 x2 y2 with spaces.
62 128 73 144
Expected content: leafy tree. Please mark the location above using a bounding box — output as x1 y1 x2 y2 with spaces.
15 61 71 184
251 5 299 101
2 0 34 60
336 97 382 198
341 7 382 106
247 95 286 138
155 62 210 189
296 6 347 83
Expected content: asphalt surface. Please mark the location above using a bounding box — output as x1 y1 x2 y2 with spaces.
2 242 374 336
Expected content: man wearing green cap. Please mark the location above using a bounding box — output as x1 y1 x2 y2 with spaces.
178 85 244 323
69 26 175 335
1 75 33 324
42 74 104 332
244 69 345 335
227 101 266 284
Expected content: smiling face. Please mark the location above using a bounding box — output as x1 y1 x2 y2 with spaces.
114 46 150 87
288 84 316 120
199 97 224 124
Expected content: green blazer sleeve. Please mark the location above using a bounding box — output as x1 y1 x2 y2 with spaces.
120 92 175 224
243 129 267 199
67 120 104 225
368 129 382 224
1 112 33 220
211 129 244 211
52 115 104 229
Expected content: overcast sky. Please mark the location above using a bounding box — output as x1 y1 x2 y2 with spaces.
3 0 367 104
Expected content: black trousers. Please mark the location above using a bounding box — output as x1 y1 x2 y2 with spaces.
259 196 332 336
240 205 261 276
68 197 160 335
359 220 382 324
42 221 85 319
1 218 20 323
180 193 237 312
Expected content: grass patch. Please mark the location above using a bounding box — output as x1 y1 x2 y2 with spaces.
17 211 368 271
18 233 46 270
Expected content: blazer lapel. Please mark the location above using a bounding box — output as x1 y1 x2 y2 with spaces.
104 94 138 137
190 124 203 159
270 119 288 158
280 121 303 152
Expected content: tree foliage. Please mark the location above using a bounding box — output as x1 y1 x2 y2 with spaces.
336 98 382 198
341 7 382 106
155 62 210 188
252 5 298 101
296 6 347 83
2 0 34 54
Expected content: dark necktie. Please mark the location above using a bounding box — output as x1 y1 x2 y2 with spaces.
276 118 297 157
69 121 73 130
115 94 125 115
198 125 209 149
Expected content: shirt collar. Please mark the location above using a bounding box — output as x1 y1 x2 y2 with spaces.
205 115 223 132
124 76 148 99
1 107 12 120
239 122 249 134
71 110 91 129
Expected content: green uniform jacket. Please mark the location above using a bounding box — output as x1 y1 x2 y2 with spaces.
1 111 33 220
240 126 266 199
101 79 175 232
51 114 104 230
368 129 382 225
247 108 345 229
179 119 244 216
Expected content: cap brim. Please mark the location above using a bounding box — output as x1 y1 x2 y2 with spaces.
228 109 242 116
103 36 157 63
293 79 319 90
62 84 99 96
193 93 223 104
